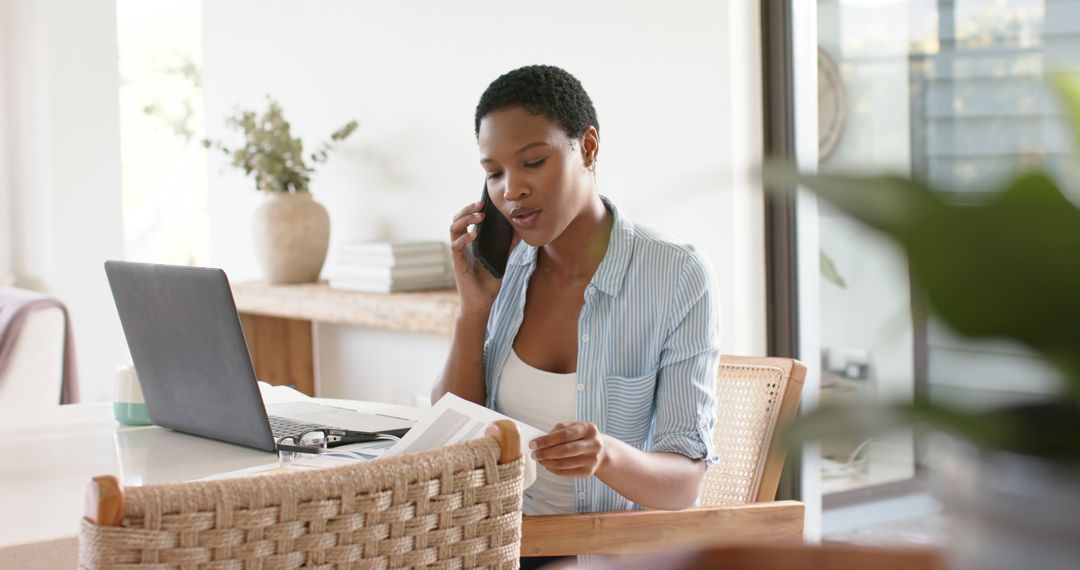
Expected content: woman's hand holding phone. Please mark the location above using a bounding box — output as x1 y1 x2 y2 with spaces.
448 200 504 316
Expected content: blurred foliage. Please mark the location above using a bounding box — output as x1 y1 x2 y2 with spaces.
203 97 358 193
766 72 1080 460
139 52 201 142
820 251 846 288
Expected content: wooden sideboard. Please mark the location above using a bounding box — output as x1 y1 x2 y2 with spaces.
232 281 459 395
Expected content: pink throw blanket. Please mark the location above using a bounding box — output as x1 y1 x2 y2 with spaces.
0 287 80 404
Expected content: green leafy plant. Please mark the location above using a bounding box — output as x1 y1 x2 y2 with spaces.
203 96 358 193
820 251 846 288
765 72 1080 461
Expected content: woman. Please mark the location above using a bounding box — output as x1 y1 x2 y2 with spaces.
433 64 720 531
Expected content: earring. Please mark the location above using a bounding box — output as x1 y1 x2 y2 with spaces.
588 157 597 172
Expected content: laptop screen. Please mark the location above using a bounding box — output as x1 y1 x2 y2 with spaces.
105 261 277 452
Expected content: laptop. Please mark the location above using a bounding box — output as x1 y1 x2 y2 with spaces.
104 260 414 453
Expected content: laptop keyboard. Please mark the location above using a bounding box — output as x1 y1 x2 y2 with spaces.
268 414 327 441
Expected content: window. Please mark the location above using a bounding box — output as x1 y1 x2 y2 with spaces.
116 0 207 265
813 0 1080 500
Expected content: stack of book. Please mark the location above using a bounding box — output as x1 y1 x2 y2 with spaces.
329 241 454 293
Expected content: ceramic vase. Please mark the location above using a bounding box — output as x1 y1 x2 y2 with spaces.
252 191 330 284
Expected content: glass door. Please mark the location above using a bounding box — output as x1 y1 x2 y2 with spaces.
812 0 1080 501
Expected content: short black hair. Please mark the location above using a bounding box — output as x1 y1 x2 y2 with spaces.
474 65 599 140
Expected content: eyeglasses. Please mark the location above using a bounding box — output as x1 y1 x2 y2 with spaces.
276 428 401 467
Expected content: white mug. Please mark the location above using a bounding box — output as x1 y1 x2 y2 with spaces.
114 364 152 426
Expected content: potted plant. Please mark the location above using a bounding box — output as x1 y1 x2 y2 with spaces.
204 97 358 284
765 72 1080 570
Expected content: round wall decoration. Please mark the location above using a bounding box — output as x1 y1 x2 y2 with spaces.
818 46 847 161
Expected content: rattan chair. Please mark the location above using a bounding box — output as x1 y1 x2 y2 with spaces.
80 420 524 569
701 356 807 506
521 356 808 557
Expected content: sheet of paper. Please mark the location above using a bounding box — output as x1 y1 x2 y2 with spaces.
196 441 394 481
385 392 545 460
258 381 312 405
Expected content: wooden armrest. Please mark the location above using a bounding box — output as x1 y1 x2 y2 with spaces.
521 501 805 557
84 475 123 527
490 419 521 464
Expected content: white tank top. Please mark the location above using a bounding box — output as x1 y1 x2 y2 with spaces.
494 349 578 515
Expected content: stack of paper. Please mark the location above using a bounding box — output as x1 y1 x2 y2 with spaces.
385 393 541 488
329 241 454 293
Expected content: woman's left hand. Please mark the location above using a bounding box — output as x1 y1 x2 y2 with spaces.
529 422 609 478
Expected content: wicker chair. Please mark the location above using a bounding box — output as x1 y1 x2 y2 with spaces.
701 356 807 506
520 356 808 557
80 420 524 569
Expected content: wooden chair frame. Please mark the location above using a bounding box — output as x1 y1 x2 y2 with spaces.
521 356 808 557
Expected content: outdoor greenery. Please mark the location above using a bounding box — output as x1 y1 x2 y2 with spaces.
141 53 202 143
203 97 358 193
767 72 1080 461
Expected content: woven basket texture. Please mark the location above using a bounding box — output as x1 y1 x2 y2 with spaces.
700 363 786 506
79 437 524 570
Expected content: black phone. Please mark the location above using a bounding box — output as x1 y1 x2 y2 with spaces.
472 183 514 278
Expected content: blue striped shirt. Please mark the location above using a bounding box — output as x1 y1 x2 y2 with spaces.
483 197 721 514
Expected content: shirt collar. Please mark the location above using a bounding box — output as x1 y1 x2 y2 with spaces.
507 195 635 298
591 196 635 297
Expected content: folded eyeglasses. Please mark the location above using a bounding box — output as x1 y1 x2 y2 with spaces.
275 428 400 467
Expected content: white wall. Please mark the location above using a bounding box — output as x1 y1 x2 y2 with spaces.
202 1 767 404
726 0 767 370
1 0 129 401
0 0 14 286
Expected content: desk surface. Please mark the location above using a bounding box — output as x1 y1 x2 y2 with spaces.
0 400 423 553
232 281 459 335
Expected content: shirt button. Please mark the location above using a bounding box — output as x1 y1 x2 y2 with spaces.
577 383 585 392
578 491 587 499
581 334 590 342
586 288 594 296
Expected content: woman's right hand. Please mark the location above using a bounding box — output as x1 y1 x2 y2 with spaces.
449 200 503 317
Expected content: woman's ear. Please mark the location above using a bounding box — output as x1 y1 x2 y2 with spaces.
581 125 600 170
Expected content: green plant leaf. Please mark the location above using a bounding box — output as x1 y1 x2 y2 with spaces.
764 163 1080 404
331 120 359 141
785 398 1080 460
1050 71 1080 157
820 251 846 288
204 96 356 192
765 73 1080 458
763 162 940 236
783 398 1015 451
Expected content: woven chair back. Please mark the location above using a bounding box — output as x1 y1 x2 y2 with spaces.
79 437 524 569
700 356 806 506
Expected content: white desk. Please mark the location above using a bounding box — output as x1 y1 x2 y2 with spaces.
0 400 424 569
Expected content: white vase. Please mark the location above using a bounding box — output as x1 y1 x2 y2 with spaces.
252 191 330 284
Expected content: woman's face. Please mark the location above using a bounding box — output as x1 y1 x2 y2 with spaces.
477 106 595 248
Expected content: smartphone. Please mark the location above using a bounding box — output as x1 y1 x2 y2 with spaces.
472 183 515 279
